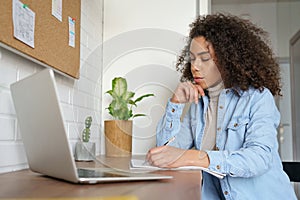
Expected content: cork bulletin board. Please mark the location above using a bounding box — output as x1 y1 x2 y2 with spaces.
0 0 81 79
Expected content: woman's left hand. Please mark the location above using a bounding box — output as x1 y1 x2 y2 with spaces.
146 146 209 168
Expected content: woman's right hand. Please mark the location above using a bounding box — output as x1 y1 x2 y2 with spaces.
170 81 205 104
146 146 209 168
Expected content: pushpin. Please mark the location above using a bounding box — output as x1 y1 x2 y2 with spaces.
23 4 28 8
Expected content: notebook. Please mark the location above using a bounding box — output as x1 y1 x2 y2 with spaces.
10 69 172 184
130 158 225 179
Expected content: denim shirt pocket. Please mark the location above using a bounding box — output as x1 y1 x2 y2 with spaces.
225 117 250 150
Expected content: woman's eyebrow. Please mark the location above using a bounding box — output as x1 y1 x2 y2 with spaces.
189 51 209 56
197 51 209 56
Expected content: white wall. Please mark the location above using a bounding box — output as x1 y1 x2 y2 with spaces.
212 1 300 58
0 0 103 173
212 1 279 55
102 0 199 154
277 1 300 57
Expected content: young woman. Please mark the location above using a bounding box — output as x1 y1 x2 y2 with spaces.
146 13 297 199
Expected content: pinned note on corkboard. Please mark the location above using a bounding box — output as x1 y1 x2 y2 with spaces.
0 0 81 79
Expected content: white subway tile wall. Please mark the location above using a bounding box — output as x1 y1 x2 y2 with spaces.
0 0 103 174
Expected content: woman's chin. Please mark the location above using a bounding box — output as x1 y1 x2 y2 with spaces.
194 80 207 89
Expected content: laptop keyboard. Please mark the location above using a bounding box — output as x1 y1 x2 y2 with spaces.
77 168 127 178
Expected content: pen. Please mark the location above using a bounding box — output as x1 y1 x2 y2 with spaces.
163 136 175 146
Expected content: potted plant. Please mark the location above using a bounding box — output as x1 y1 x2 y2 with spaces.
104 77 154 157
74 116 95 161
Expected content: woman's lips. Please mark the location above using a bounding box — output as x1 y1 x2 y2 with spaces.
193 77 203 83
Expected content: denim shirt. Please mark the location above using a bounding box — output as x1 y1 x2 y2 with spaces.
156 87 297 200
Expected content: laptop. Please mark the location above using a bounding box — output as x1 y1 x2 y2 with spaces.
10 68 172 184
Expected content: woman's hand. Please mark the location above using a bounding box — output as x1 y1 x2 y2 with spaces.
171 81 205 104
146 146 209 168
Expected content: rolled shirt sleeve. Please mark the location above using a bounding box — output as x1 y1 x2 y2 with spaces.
156 99 195 148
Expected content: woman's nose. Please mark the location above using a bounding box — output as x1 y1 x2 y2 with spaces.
193 57 206 69
191 60 201 71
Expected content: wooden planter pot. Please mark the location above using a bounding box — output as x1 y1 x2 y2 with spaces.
104 120 132 157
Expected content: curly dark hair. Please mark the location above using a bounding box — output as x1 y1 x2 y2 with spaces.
176 13 281 96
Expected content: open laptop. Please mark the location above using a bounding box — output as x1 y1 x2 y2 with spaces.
10 68 172 184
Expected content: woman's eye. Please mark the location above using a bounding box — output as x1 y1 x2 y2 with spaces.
200 54 211 62
201 57 210 62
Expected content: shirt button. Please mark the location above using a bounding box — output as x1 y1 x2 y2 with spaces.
224 191 228 195
216 165 221 170
234 123 238 127
217 127 221 131
219 106 223 109
171 108 175 112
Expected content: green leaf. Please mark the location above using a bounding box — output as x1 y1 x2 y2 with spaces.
132 113 147 118
128 99 136 106
112 77 127 97
123 91 135 101
134 94 154 104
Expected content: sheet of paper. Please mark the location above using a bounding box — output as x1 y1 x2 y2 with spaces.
130 159 226 179
52 0 62 21
68 16 75 48
10 196 138 200
13 0 35 48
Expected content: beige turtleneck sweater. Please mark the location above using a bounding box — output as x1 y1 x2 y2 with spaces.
200 81 224 151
